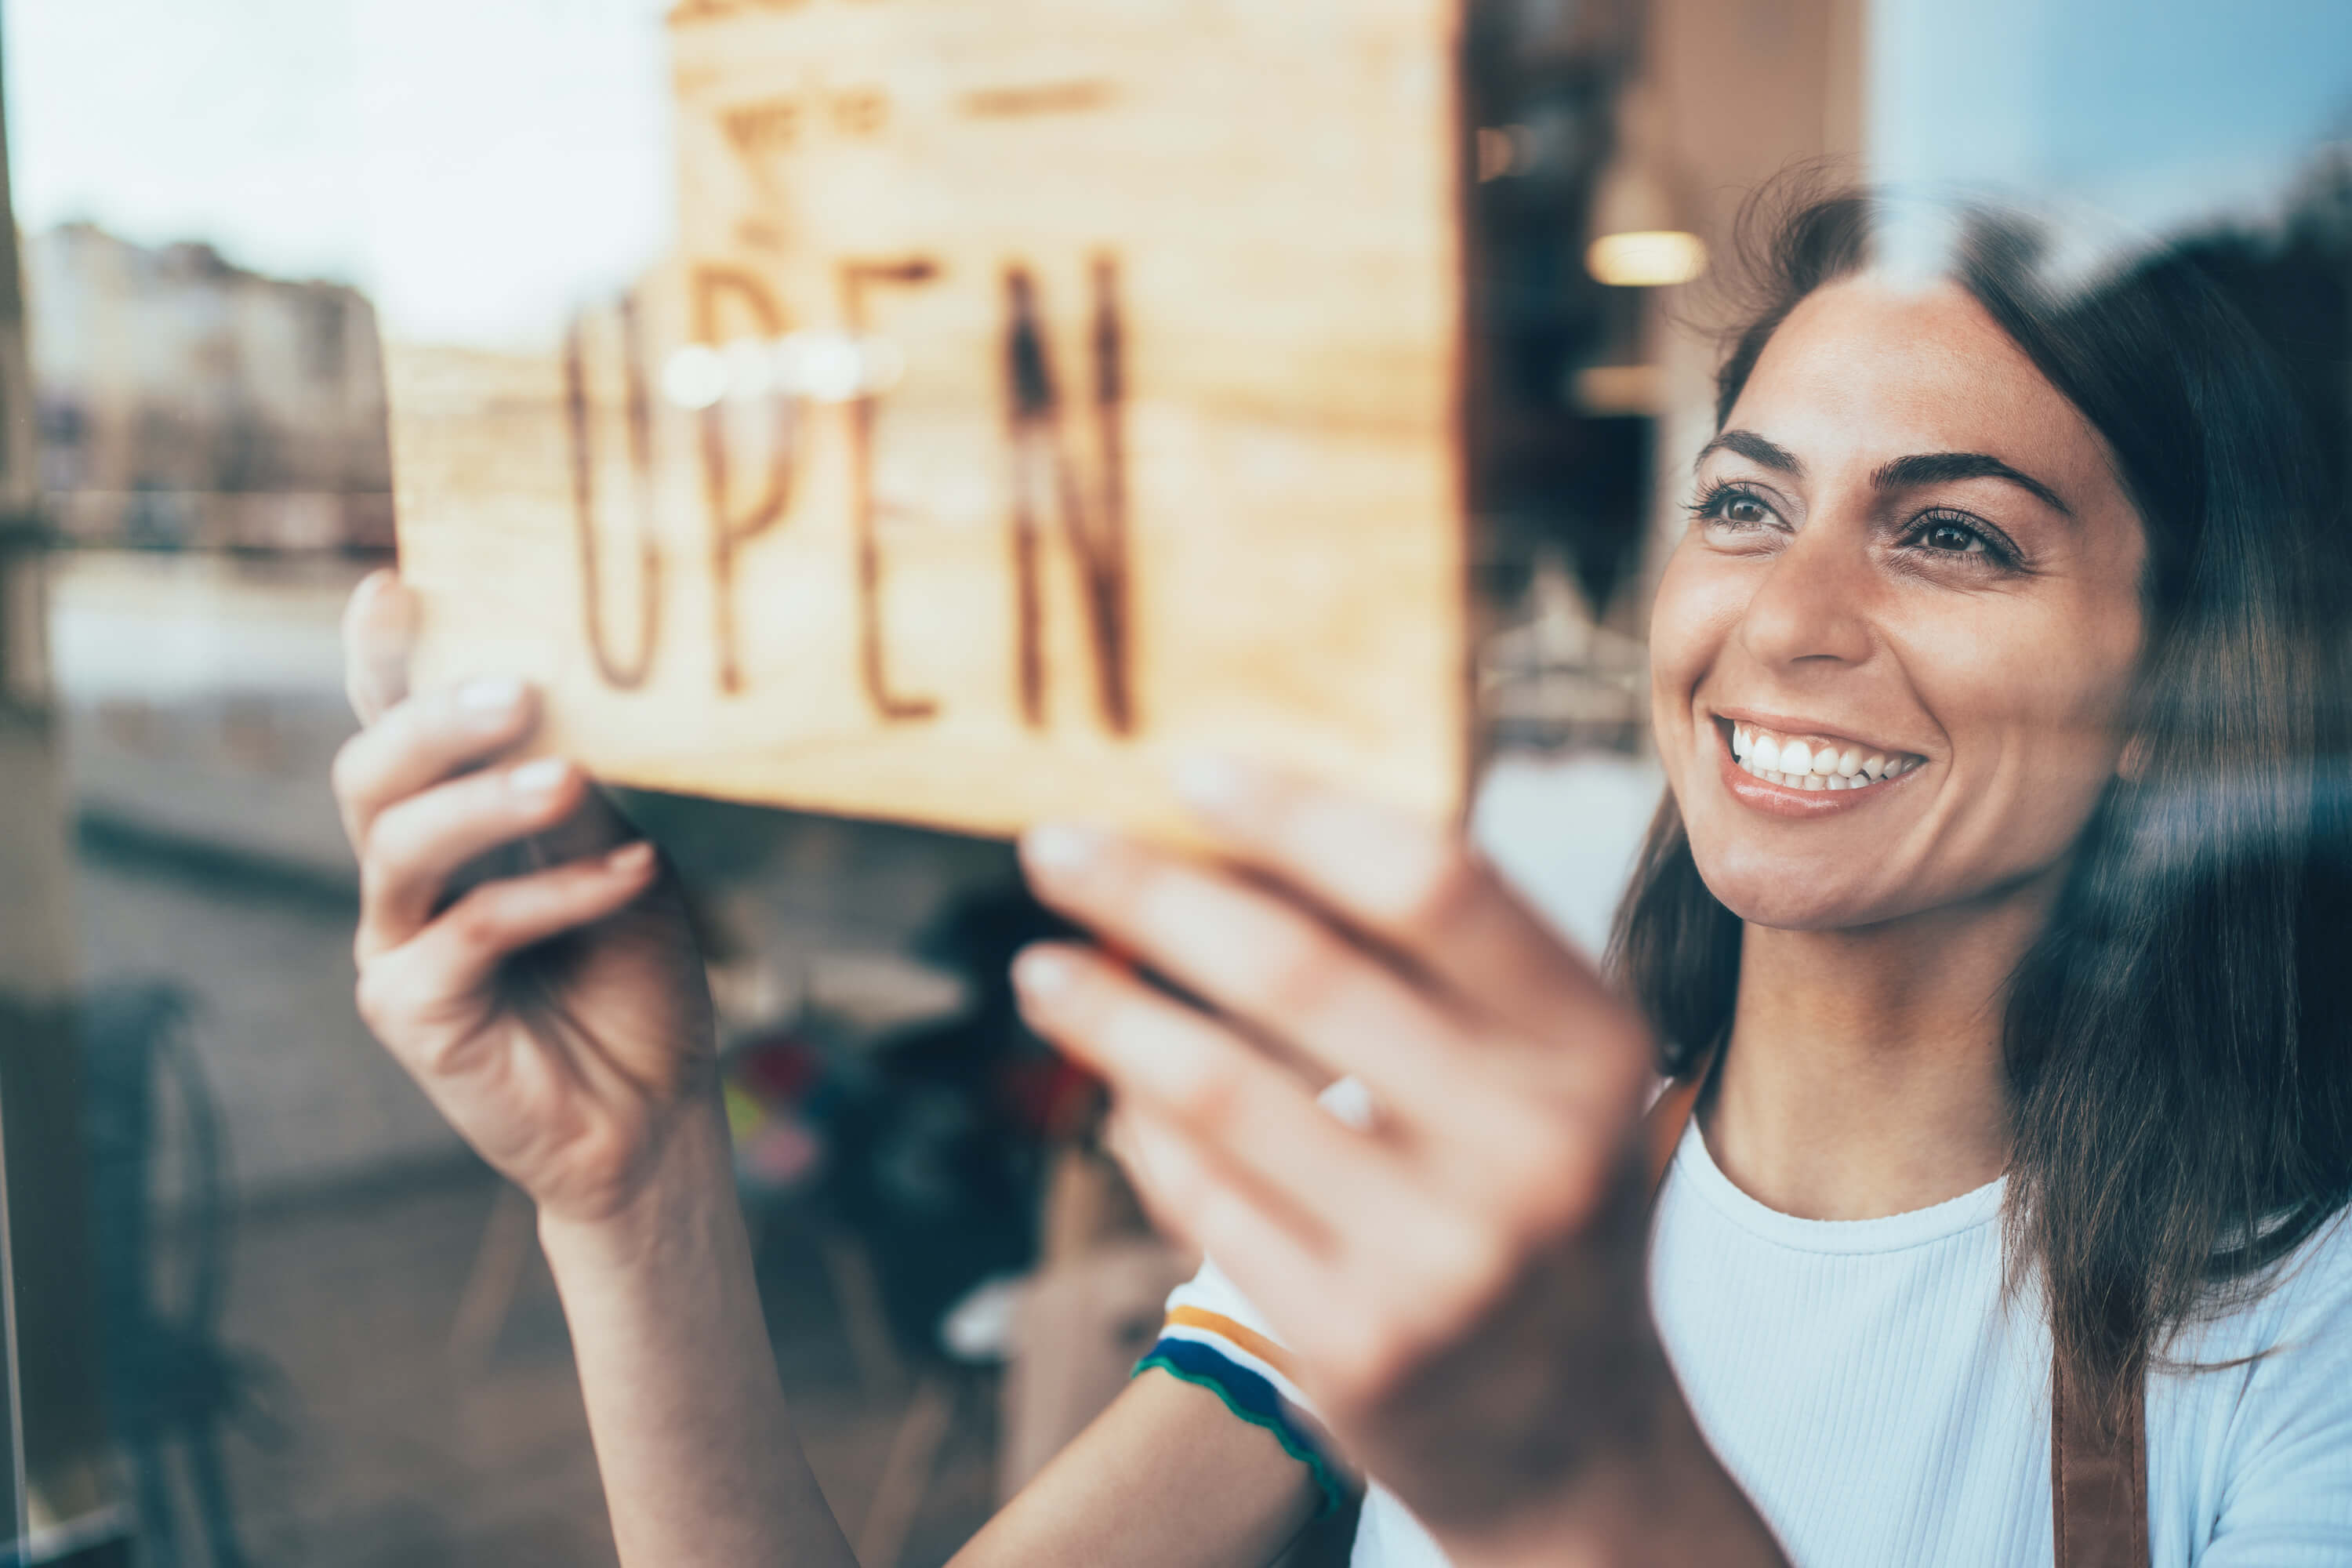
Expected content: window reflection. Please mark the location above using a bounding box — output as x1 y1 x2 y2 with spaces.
0 1 2343 1563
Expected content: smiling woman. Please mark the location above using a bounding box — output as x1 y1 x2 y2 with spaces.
1610 189 2352 1561
1011 189 2352 1566
1046 188 2352 1568
321 183 2352 1568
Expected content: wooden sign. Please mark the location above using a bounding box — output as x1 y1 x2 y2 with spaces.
387 0 1470 840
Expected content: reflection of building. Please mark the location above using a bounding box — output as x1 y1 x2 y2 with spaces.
24 223 393 552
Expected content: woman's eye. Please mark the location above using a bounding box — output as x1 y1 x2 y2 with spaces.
1897 510 2027 573
1691 485 1776 529
1914 516 1990 555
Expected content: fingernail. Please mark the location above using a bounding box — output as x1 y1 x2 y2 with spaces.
1022 822 1103 877
509 757 570 797
608 841 656 875
1014 947 1075 1000
458 676 526 720
1173 754 1257 819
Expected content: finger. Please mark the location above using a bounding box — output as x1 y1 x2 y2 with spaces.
358 758 590 958
1116 1099 1551 1426
1102 1105 1200 1248
1110 1109 1421 1401
332 677 539 852
1021 825 1503 1131
1173 757 1626 1044
358 842 662 1063
1110 1103 1348 1351
510 774 638 873
343 568 418 724
1014 942 1423 1244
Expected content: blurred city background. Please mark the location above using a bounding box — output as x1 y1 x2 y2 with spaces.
0 0 2347 1564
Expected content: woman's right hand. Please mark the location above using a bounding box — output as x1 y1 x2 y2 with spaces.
333 569 721 1226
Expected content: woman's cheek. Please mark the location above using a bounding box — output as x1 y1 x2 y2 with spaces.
1902 614 2136 885
1648 544 1748 726
1645 565 1706 803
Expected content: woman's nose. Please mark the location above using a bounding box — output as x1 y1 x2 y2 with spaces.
1735 522 1876 670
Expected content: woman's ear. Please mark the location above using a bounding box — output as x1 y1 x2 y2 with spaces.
2118 733 2151 782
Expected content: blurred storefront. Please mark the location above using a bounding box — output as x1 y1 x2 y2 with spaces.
27 223 392 556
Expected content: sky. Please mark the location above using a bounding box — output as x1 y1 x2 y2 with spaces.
1871 0 2352 232
5 0 2349 347
5 0 677 347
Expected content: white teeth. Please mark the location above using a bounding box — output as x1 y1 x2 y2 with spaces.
1727 720 1922 792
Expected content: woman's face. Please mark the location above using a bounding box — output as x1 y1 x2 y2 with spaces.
1650 275 2148 931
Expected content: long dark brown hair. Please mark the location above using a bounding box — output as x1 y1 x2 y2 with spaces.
1608 187 2352 1427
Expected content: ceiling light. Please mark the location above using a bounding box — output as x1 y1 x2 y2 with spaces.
1585 83 1706 288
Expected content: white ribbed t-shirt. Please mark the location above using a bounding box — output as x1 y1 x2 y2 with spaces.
1171 1120 2352 1567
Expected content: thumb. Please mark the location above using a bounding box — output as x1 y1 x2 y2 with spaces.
343 568 417 725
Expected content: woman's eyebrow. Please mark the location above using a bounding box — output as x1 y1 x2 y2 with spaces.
1871 452 2074 517
1694 428 1804 477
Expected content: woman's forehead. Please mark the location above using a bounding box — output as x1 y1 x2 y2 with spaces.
1728 274 2114 496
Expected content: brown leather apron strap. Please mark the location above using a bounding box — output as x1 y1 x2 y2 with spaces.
1639 1060 2150 1567
2052 1350 2150 1568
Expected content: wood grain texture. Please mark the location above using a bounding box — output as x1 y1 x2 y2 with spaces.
389 0 1470 840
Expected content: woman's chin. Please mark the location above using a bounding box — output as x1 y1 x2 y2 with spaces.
1692 855 1896 933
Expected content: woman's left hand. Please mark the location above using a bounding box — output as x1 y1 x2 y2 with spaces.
1012 760 1775 1566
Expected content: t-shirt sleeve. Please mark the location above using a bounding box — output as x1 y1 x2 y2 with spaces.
1127 1080 1373 1516
1136 1257 1351 1515
2197 1212 2352 1564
